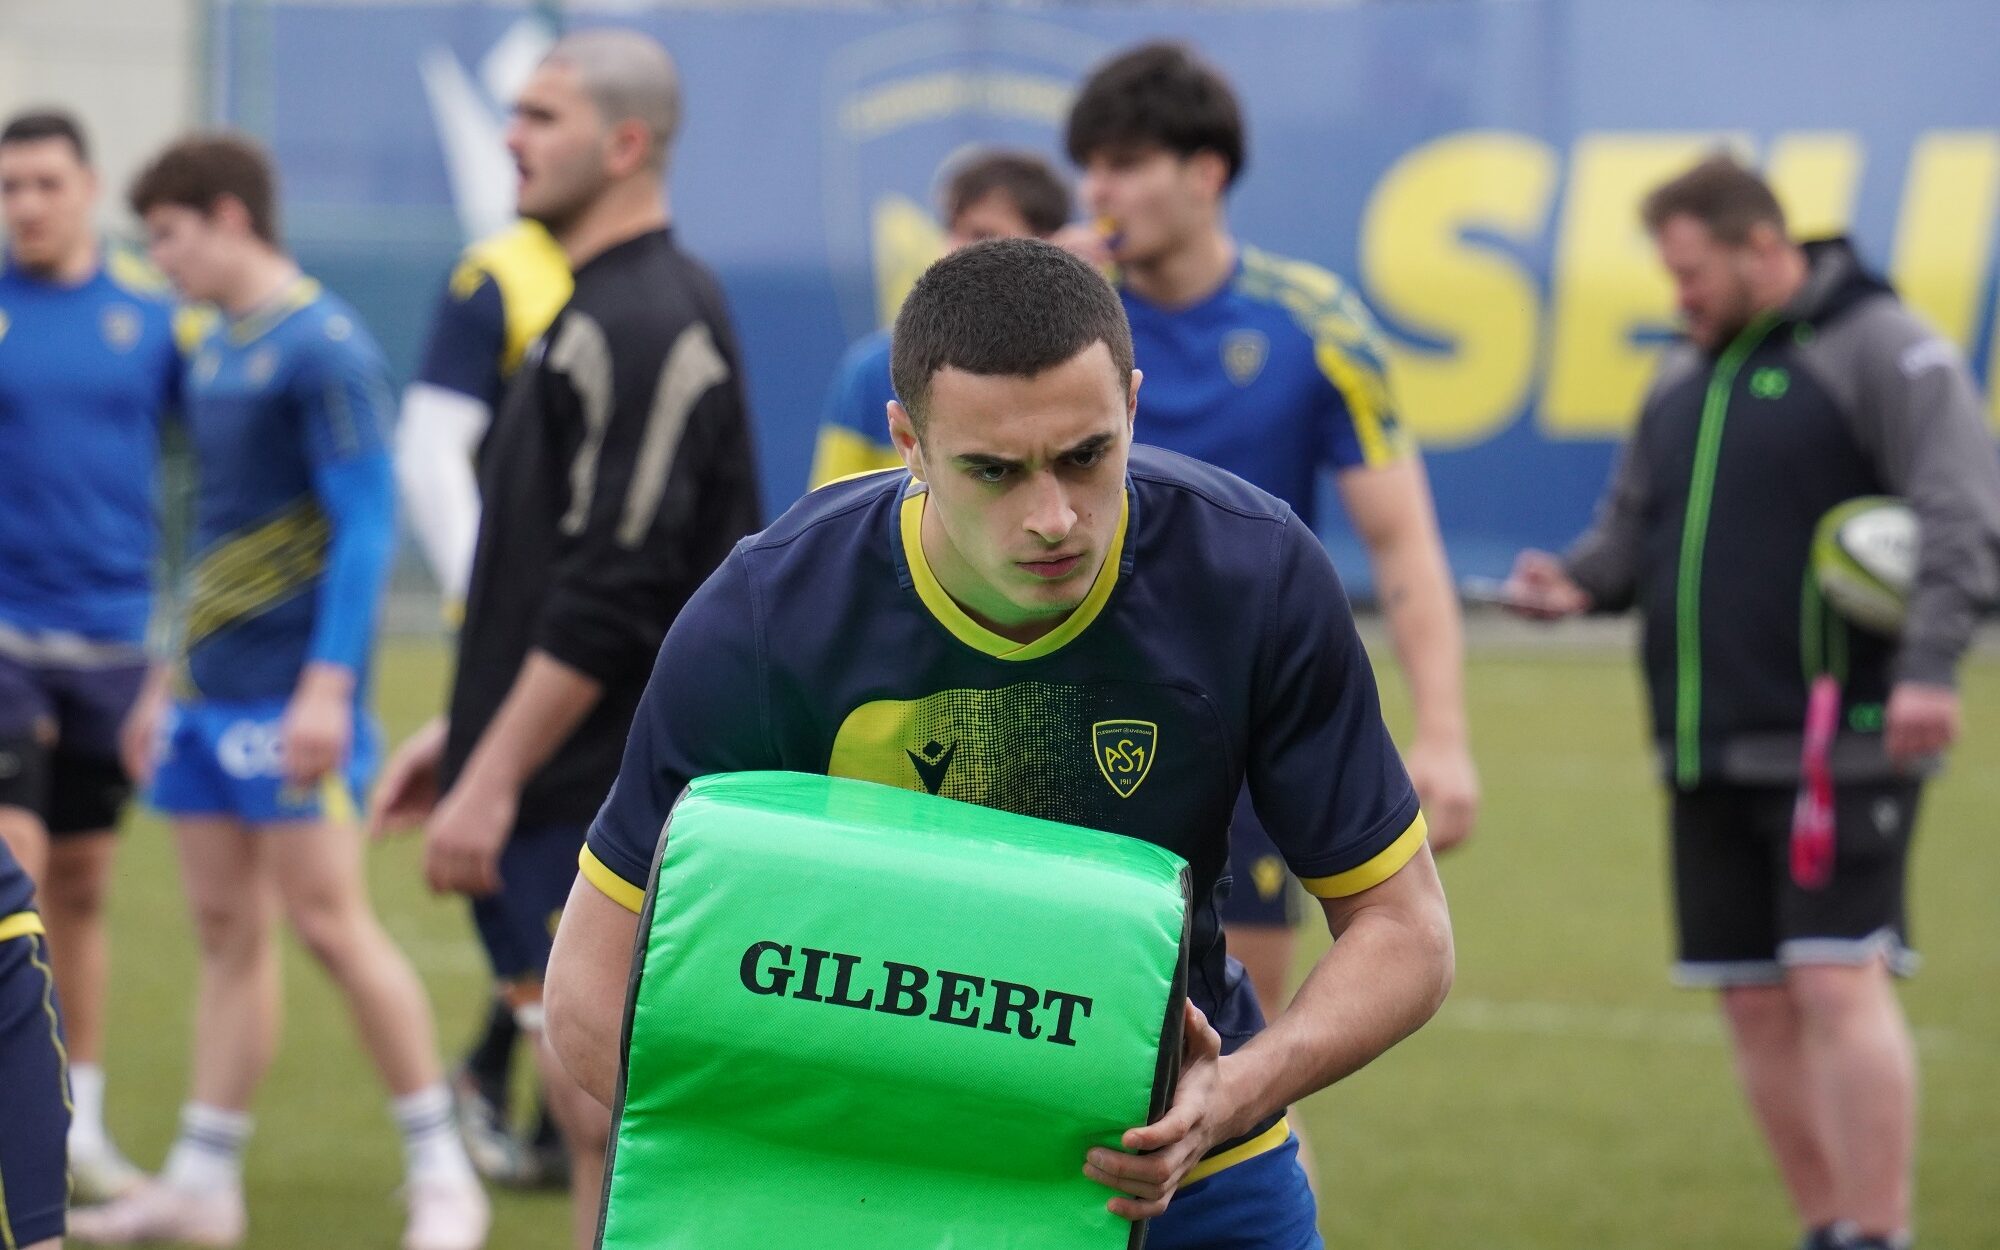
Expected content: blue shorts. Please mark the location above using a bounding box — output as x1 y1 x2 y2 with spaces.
0 649 146 834
471 824 587 990
1219 787 1301 928
0 917 71 1247
151 699 377 826
1150 1133 1322 1250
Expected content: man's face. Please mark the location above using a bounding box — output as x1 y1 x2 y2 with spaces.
1078 145 1217 265
142 203 234 303
945 191 1036 251
0 138 96 273
508 61 612 232
1655 214 1761 351
894 342 1138 636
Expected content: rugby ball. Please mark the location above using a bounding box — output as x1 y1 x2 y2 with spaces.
1811 496 1917 635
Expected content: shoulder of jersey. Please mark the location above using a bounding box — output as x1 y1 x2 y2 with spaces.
103 247 177 303
1235 245 1388 350
452 219 569 300
1127 443 1293 523
757 467 906 550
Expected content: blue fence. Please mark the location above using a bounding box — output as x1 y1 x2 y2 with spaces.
215 0 2000 585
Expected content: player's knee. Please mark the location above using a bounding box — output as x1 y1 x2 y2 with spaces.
286 901 365 972
1787 962 1888 1029
190 897 267 967
43 855 110 918
1718 982 1792 1037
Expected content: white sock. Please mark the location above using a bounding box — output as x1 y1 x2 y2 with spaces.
393 1084 475 1184
69 1062 108 1147
161 1103 251 1193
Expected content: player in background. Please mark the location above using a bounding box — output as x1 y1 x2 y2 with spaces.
397 217 573 1187
0 108 182 1203
808 148 1071 488
1059 42 1478 1019
70 134 489 1250
372 31 762 1249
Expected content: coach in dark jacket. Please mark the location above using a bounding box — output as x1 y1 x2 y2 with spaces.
1508 155 2000 1250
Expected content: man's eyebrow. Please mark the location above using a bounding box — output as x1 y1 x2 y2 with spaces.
954 451 1024 471
1064 433 1116 458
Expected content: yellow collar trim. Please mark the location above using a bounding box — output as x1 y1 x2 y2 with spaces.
230 275 321 345
899 486 1128 662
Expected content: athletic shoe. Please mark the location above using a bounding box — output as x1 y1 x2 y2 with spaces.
401 1173 492 1250
450 1066 527 1183
68 1135 147 1204
68 1179 246 1247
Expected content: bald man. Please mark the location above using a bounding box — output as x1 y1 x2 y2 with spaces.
372 29 762 1248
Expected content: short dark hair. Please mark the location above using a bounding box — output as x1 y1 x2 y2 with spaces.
1065 41 1245 187
128 133 280 246
1641 154 1787 245
890 238 1134 433
0 110 90 164
940 149 1072 237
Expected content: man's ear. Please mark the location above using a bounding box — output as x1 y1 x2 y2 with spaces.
1127 368 1143 429
887 400 924 482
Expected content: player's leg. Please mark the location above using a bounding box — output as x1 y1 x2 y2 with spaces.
470 825 604 1249
1671 784 1840 1236
452 993 529 1182
43 658 151 1200
1143 1132 1322 1250
71 706 272 1247
1779 781 1923 1243
261 781 486 1250
0 923 74 1250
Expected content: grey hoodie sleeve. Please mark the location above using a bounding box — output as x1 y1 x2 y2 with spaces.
1824 301 2000 685
1561 433 1648 613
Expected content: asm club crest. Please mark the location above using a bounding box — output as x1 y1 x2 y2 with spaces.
1092 720 1156 799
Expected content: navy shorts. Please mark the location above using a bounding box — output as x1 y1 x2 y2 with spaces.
472 824 588 997
0 916 71 1247
0 651 145 835
1218 787 1300 928
1149 1132 1322 1250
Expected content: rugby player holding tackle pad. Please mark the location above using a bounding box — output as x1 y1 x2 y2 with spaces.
546 240 1453 1250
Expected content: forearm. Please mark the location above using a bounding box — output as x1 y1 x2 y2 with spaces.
1373 533 1468 748
456 649 605 792
395 383 488 604
307 455 396 672
1215 849 1453 1138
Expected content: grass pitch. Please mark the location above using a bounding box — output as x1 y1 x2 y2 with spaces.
95 638 1999 1249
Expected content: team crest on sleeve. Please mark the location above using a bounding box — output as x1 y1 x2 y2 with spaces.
246 346 281 386
101 304 142 352
1221 329 1268 387
1092 720 1157 799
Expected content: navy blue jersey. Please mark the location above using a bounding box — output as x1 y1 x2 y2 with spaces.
585 445 1425 1162
0 249 182 643
1123 247 1410 526
177 277 395 701
414 220 571 410
0 833 32 919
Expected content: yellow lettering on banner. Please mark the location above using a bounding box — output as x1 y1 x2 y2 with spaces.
1765 133 1863 239
1360 130 1558 447
872 193 948 328
1543 133 1740 436
1892 133 2000 428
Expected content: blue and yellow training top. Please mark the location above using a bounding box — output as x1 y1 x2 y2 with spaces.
585 444 1425 1172
0 249 183 644
177 276 396 702
1122 245 1410 525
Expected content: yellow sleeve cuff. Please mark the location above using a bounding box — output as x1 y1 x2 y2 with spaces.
579 846 645 914
1299 812 1428 899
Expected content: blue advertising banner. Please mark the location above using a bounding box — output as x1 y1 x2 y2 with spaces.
213 0 2000 585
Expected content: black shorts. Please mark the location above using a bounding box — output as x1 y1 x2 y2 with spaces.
0 651 145 835
1218 787 1301 928
0 918 71 1247
1670 780 1921 988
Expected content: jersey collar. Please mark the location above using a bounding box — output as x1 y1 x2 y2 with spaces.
896 481 1130 662
227 275 320 345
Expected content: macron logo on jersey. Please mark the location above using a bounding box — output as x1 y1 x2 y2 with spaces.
906 739 958 795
